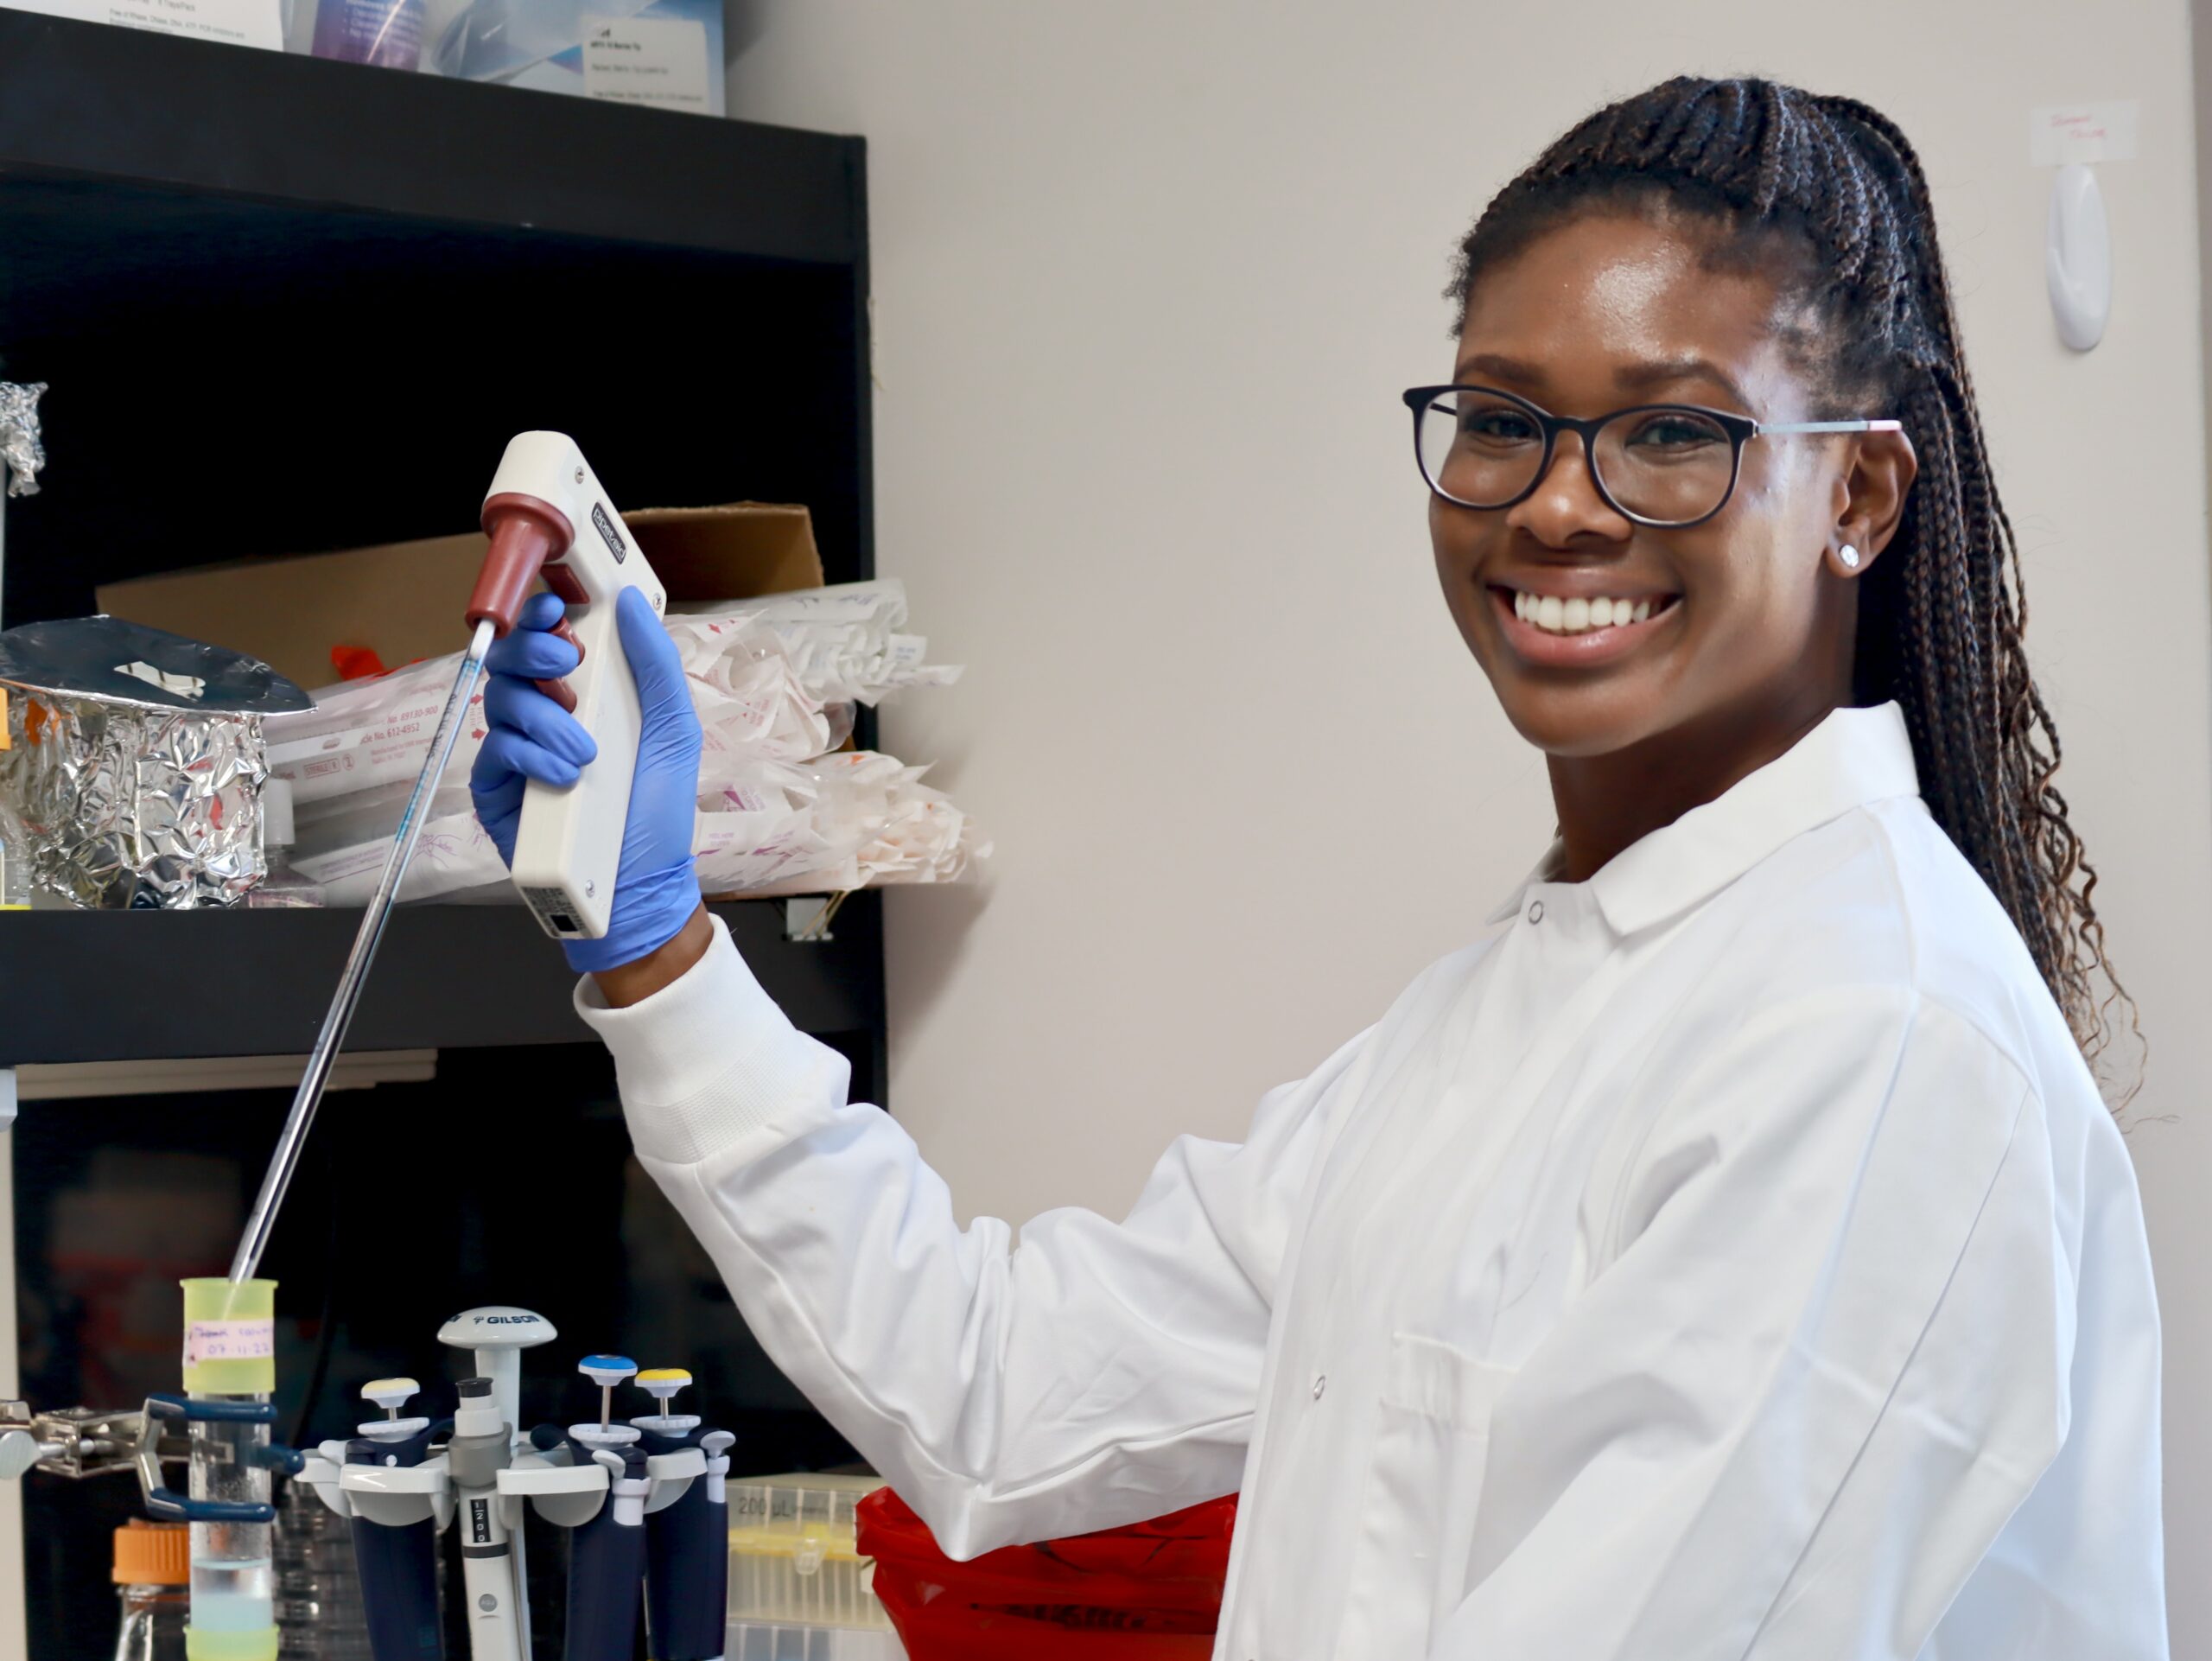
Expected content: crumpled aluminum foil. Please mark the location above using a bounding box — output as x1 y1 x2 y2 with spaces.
0 382 47 497
0 617 311 907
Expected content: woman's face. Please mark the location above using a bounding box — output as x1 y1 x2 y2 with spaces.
1433 209 1875 760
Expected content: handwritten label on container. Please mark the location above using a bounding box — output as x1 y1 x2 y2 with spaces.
185 1318 276 1369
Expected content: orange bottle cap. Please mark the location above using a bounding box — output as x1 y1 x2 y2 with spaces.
112 1519 189 1586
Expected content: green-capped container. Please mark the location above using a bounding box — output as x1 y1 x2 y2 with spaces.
178 1278 280 1661
179 1277 276 1395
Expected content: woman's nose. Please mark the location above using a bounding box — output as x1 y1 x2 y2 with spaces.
1506 434 1633 544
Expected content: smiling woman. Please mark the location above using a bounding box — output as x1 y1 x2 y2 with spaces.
1430 84 2136 1091
469 73 2170 1661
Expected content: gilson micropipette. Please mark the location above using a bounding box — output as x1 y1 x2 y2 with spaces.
632 1369 736 1661
227 433 668 1287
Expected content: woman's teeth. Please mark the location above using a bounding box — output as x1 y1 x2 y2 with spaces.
1510 591 1662 634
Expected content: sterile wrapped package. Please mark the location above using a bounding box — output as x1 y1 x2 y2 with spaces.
264 654 470 806
291 751 987 906
0 617 312 907
289 785 500 906
667 580 963 706
263 589 944 808
766 751 988 894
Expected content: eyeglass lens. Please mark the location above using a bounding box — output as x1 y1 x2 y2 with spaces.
1416 390 1738 525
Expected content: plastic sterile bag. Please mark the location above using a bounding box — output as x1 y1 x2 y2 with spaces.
666 580 963 706
261 582 959 810
855 1489 1237 1661
288 749 985 905
766 752 986 894
265 617 852 809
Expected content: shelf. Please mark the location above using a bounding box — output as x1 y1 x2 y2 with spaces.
0 9 875 623
0 890 886 1064
0 8 862 264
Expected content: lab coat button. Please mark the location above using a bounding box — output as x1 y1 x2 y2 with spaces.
1312 1373 1326 1401
1526 899 1545 923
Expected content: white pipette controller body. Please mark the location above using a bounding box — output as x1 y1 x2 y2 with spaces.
472 432 668 942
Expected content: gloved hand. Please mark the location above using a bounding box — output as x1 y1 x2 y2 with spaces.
469 588 705 973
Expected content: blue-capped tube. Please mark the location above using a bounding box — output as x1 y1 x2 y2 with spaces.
346 1379 445 1661
632 1369 731 1661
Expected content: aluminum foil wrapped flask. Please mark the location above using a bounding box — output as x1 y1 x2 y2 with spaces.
0 616 313 907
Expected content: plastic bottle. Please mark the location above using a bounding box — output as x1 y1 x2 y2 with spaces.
112 1520 192 1661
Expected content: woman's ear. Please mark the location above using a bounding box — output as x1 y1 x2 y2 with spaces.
1828 427 1918 577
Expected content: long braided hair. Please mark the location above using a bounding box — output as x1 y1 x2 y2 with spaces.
1449 76 2139 1101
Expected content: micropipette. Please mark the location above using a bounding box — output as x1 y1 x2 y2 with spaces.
563 1356 648 1661
344 1379 448 1661
631 1369 733 1661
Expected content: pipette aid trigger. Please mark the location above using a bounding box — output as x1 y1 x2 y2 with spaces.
470 433 668 944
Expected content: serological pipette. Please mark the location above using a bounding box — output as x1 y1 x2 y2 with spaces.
226 433 667 1284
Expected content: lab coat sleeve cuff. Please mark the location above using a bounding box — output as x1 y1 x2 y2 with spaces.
574 914 850 1168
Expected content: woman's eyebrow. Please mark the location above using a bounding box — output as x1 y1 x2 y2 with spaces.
1454 352 1543 386
1611 357 1752 409
1451 353 1754 411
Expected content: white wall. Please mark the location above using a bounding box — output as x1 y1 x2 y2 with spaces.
729 0 2212 1641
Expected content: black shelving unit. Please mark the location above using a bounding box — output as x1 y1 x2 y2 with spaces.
0 3 883 1067
0 18 884 1657
0 894 886 1061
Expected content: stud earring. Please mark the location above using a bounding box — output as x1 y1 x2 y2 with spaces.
1838 544 1861 570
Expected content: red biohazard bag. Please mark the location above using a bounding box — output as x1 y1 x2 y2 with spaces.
855 1488 1239 1660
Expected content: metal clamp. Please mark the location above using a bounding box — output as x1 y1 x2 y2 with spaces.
0 1399 171 1481
136 1394 302 1524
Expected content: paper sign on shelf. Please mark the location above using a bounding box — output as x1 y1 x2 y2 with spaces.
582 12 711 112
7 0 283 48
2031 101 2139 166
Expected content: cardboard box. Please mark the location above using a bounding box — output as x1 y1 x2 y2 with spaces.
97 504 823 690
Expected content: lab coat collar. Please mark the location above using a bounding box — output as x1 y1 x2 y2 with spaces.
1484 702 1922 936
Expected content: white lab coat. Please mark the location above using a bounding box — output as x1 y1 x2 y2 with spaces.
578 702 2166 1660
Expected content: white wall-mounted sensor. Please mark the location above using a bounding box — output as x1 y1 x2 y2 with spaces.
2045 161 2112 351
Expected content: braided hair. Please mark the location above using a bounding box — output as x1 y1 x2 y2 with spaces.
1448 76 2139 1102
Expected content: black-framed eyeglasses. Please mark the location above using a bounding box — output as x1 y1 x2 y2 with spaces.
1402 384 1904 529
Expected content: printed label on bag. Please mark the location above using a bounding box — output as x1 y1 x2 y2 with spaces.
10 0 282 48
184 1318 275 1369
581 13 711 111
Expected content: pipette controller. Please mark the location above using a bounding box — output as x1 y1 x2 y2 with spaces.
226 433 664 1285
467 431 669 943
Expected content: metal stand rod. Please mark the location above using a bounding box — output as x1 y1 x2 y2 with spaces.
228 620 498 1283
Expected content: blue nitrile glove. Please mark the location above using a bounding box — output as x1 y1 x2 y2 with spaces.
469 587 704 973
